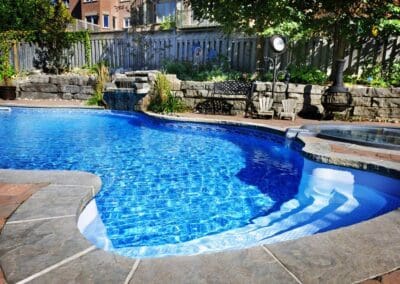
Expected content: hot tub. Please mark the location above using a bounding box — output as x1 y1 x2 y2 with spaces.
303 124 400 150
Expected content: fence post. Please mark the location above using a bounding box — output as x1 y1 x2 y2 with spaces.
12 42 19 73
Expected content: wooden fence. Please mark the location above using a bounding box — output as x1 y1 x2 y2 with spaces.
11 30 400 75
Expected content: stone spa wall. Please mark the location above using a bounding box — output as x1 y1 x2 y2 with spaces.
16 75 96 101
166 75 400 119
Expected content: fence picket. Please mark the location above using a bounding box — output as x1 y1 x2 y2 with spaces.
9 31 399 76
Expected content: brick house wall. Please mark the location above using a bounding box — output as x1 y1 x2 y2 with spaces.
68 0 131 31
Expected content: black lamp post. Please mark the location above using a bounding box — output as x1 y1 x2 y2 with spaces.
264 35 288 99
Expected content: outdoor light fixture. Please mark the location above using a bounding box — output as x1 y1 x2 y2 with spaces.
265 35 288 99
269 35 287 54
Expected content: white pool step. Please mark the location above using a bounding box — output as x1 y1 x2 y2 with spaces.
0 107 11 112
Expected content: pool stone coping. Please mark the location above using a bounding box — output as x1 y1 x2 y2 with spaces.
0 102 104 110
146 112 400 178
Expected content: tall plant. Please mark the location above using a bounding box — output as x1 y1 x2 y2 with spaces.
148 73 186 113
0 41 14 86
33 0 74 74
87 61 110 106
0 31 31 85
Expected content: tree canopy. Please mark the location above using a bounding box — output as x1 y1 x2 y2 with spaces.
34 0 74 73
0 0 76 74
184 0 296 35
291 0 400 58
185 0 400 75
0 0 53 32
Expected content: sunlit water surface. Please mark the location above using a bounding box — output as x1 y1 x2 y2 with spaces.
0 108 399 258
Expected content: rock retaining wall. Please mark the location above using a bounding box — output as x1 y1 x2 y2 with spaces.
166 75 400 119
16 75 96 101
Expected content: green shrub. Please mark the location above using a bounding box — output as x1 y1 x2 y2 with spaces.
87 61 110 106
161 92 186 113
195 68 242 82
344 60 400 88
160 16 176 30
359 65 389 87
287 65 328 85
163 61 194 81
0 64 15 86
388 61 400 87
148 73 186 113
343 74 358 85
162 60 243 82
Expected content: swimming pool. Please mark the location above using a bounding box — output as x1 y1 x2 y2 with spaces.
0 108 399 258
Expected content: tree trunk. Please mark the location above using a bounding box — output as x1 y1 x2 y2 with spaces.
330 23 347 81
255 34 266 74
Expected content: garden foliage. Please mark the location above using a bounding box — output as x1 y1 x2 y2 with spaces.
148 73 186 113
87 62 110 106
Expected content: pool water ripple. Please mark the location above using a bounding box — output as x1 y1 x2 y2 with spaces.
0 108 399 258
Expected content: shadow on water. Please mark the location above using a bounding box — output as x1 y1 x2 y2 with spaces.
127 112 305 217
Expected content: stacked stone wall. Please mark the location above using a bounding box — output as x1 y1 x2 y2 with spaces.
16 75 96 101
165 75 400 119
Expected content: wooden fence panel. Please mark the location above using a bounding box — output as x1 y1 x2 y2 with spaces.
11 31 400 76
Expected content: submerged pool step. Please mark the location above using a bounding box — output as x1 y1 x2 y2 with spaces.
0 107 11 112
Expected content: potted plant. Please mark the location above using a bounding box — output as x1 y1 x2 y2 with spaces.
0 59 16 100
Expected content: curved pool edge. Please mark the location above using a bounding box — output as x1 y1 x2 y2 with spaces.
0 109 400 282
0 169 399 283
144 112 400 178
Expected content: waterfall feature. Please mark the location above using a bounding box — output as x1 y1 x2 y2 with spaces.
285 128 314 147
103 71 151 111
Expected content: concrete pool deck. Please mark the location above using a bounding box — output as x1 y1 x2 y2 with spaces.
0 99 399 283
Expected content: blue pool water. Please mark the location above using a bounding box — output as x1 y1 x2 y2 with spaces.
0 107 399 258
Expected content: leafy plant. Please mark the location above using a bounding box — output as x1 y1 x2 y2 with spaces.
160 16 176 31
0 64 15 86
195 68 242 82
162 60 242 82
87 61 110 106
343 59 400 88
148 73 186 113
287 65 328 85
388 61 400 87
0 42 15 86
163 61 193 80
0 31 32 86
161 92 186 113
33 1 74 74
359 65 388 87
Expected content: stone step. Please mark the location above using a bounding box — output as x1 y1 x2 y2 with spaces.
125 71 154 77
116 75 149 82
137 88 150 95
134 82 149 89
133 77 149 82
113 78 141 89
